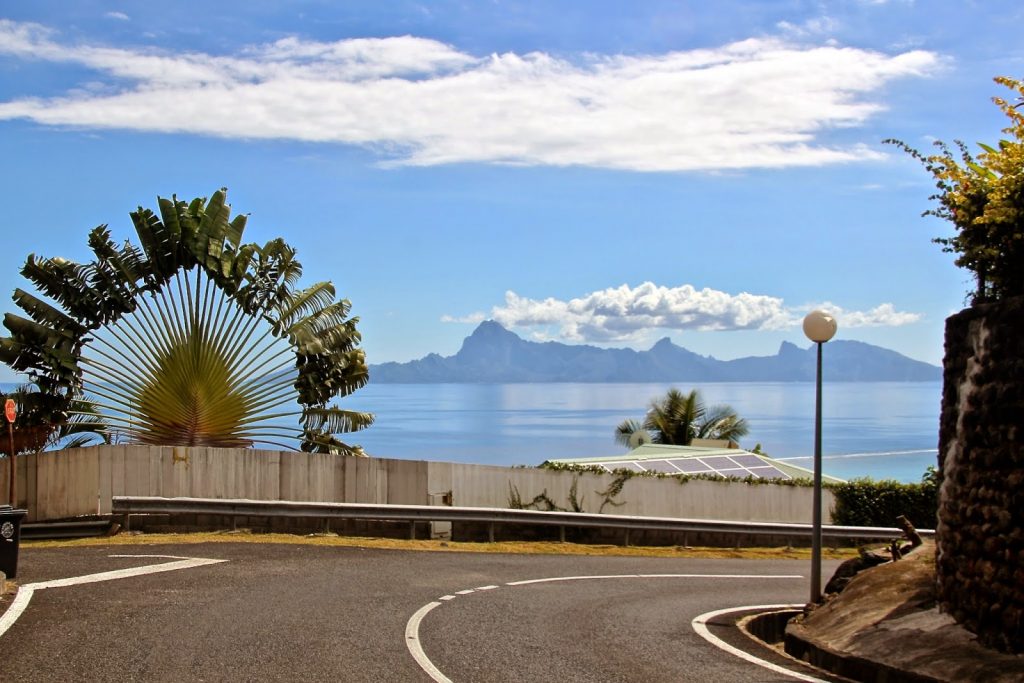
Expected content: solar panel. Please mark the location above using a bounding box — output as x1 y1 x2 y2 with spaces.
730 454 766 468
700 456 737 469
715 469 750 479
747 466 790 480
668 458 711 473
601 461 645 473
640 460 683 474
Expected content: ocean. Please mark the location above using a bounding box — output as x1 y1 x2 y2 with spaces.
346 381 941 482
1 381 941 483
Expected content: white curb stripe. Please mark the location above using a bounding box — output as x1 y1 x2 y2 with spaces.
692 604 830 683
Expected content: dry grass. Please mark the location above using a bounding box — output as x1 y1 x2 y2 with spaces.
23 530 861 560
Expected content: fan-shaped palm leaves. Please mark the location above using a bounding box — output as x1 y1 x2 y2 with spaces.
614 388 748 448
0 189 372 453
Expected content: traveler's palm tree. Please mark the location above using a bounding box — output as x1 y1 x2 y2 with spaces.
614 388 748 448
0 189 372 453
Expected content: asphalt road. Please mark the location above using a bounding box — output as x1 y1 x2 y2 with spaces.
1 543 843 682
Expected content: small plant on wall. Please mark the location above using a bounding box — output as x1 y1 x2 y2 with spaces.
0 189 373 453
887 76 1024 304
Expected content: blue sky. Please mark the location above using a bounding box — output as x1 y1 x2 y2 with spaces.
1 1 1021 383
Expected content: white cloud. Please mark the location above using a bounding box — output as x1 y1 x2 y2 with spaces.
814 302 923 327
440 312 486 324
0 20 940 171
776 16 839 37
451 283 795 342
445 285 922 342
104 12 130 22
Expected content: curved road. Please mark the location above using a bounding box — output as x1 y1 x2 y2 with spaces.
1 543 842 682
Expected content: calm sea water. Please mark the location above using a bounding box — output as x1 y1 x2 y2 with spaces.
347 381 941 483
1 381 941 483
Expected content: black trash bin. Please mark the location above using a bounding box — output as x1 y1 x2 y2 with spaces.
0 505 27 579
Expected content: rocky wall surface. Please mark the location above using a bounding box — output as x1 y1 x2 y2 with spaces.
937 296 1024 653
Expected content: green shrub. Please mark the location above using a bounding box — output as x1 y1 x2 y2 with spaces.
828 471 938 528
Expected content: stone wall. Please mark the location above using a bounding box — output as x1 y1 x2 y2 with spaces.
937 296 1024 652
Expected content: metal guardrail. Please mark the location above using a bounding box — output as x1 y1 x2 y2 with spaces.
111 496 935 543
22 520 114 540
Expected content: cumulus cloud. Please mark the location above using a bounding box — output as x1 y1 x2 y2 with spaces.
775 16 839 37
814 302 922 327
440 312 486 324
445 284 921 342
0 20 940 171
450 283 794 342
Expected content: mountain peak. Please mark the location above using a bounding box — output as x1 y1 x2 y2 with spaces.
778 340 804 356
457 320 523 362
469 320 515 338
369 325 941 383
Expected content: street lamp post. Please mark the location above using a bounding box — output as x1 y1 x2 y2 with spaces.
803 310 837 604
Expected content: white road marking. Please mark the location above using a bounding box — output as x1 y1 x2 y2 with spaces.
0 585 36 639
405 602 453 683
507 573 637 585
108 554 200 560
406 573 805 682
0 555 227 639
507 573 802 586
29 558 226 590
692 604 830 683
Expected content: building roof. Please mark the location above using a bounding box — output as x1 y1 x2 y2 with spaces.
545 443 846 484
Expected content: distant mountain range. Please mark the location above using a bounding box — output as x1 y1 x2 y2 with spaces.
370 321 941 383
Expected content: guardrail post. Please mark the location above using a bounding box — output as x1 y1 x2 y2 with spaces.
409 521 416 540
559 525 566 543
623 529 630 547
488 522 495 543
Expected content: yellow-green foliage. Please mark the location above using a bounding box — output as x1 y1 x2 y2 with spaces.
887 76 1024 302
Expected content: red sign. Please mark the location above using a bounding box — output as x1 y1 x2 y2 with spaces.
4 399 14 424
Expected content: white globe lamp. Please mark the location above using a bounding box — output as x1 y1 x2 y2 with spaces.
803 309 838 604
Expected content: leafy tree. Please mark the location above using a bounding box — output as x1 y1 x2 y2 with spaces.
614 388 748 448
886 76 1024 303
0 384 105 456
0 189 373 454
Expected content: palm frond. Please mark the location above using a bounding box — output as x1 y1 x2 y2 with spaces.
620 387 746 448
0 188 373 455
614 418 645 448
